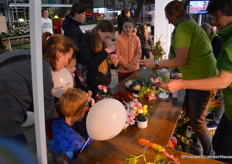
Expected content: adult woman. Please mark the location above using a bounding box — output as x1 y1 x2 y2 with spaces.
0 32 75 144
156 0 232 162
62 3 86 47
141 0 218 156
78 20 118 97
117 8 132 35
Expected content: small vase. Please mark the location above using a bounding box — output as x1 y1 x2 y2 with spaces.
136 118 148 129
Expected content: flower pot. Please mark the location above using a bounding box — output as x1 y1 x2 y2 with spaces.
136 118 148 129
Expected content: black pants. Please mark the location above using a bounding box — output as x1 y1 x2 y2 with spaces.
185 89 215 155
213 114 232 163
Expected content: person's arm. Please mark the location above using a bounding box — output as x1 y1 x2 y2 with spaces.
156 70 232 92
140 47 189 68
115 38 129 69
131 37 142 65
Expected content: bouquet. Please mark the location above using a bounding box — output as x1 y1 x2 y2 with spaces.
151 40 165 60
125 99 148 122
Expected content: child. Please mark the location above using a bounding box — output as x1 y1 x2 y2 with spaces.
65 56 95 106
137 24 151 60
65 56 88 92
48 88 93 162
116 17 142 82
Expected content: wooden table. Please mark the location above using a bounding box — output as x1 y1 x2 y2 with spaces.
73 68 226 164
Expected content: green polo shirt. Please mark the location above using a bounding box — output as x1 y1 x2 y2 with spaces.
217 23 232 121
173 19 218 80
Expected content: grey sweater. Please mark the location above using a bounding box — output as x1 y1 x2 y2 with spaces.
0 50 54 136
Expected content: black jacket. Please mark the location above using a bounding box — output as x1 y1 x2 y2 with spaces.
62 16 83 47
78 32 111 88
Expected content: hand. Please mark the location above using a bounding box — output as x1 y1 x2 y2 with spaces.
125 64 134 71
105 43 116 54
110 55 118 67
152 79 183 93
140 59 155 68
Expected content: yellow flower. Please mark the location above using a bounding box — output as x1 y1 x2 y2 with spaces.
143 105 148 115
148 143 166 153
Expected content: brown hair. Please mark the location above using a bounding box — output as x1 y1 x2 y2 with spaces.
65 3 86 19
137 24 148 41
59 88 88 117
121 8 131 18
92 20 114 74
165 0 187 16
42 32 76 71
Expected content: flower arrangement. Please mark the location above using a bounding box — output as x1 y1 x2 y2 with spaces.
112 91 133 104
125 138 180 164
98 85 109 95
95 85 112 101
173 110 196 154
125 99 148 122
138 86 158 101
151 39 165 60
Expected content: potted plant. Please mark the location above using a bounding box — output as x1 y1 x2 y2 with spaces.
136 113 148 129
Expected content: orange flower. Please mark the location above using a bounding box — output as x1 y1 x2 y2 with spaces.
138 138 150 145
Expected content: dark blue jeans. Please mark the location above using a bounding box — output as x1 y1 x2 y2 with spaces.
213 114 232 163
185 89 216 155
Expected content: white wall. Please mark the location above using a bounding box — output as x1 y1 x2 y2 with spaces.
154 0 173 59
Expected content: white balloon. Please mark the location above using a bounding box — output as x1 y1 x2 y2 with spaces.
86 98 127 141
51 68 74 98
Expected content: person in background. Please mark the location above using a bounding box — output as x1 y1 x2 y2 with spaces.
201 23 222 59
141 0 218 156
146 10 155 36
116 17 142 82
62 3 87 84
137 24 151 60
48 88 93 162
78 20 118 97
62 3 86 48
117 8 132 35
155 0 232 162
201 22 223 129
41 8 53 34
0 32 75 145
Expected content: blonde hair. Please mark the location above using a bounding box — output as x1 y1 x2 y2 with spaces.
92 20 114 74
59 88 87 117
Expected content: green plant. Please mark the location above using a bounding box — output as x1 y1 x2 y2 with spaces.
137 114 147 122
